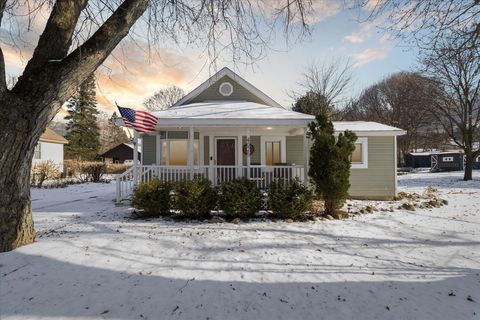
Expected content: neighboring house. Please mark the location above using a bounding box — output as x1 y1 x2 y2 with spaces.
33 128 68 172
406 150 480 171
431 151 480 172
101 143 141 164
118 67 405 201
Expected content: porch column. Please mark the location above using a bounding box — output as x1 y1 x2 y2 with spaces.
188 127 194 179
208 135 214 184
133 130 139 186
237 134 243 178
155 132 161 165
303 127 309 185
246 128 251 179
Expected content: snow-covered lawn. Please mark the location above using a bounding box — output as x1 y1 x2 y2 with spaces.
1 172 479 320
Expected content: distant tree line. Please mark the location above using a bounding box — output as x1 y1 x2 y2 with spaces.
293 33 479 181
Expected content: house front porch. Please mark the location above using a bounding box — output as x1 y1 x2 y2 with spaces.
116 125 310 201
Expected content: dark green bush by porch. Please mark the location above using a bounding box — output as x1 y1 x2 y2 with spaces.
267 179 314 220
132 179 174 217
173 175 217 220
219 178 263 219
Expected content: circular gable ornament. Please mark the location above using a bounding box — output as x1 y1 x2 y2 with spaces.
219 82 233 96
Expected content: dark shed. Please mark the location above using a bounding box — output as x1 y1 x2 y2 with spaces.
101 143 141 164
405 152 433 168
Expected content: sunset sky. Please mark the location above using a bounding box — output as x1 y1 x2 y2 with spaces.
1 2 418 119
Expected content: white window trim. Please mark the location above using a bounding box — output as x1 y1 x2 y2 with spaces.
34 143 42 160
351 137 368 169
260 136 286 166
443 156 454 162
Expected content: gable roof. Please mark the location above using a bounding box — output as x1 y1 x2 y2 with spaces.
100 143 141 156
173 67 283 108
39 128 68 144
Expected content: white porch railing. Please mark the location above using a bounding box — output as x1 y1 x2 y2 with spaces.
116 165 305 201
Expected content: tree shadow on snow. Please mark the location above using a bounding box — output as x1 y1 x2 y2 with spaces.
1 252 478 320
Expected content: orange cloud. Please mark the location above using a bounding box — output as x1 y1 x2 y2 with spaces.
352 47 389 67
95 41 194 112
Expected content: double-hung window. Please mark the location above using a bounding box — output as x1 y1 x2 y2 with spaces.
351 137 368 169
265 141 281 166
161 140 199 165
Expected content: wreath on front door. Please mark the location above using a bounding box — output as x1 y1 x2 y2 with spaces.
242 143 255 155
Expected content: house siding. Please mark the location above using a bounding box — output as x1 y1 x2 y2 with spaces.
284 135 396 199
142 135 157 165
286 135 304 165
348 136 396 199
32 141 65 172
242 136 261 165
188 75 270 105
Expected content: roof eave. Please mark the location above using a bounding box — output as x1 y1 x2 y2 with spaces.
39 138 69 144
334 129 406 136
156 118 313 127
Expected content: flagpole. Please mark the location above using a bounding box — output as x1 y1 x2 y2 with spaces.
133 130 139 186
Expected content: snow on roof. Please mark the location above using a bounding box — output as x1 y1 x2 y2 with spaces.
410 150 464 156
153 101 314 126
152 102 405 135
333 121 405 135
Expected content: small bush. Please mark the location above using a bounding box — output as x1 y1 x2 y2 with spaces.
80 162 107 182
106 163 129 174
31 160 61 187
173 175 217 220
132 179 174 217
219 178 263 219
63 159 81 178
267 179 314 220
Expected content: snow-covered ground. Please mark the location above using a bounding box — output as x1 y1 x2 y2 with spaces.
1 172 479 320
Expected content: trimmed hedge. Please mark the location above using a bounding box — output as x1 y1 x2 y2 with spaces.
219 178 263 219
267 179 314 220
173 175 217 220
132 179 174 217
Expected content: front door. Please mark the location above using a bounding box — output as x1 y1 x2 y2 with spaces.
216 138 236 183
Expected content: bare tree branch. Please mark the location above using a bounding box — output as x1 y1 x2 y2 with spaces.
421 37 480 179
0 47 5 94
293 58 353 108
0 0 6 26
363 0 480 50
21 0 89 74
143 86 185 111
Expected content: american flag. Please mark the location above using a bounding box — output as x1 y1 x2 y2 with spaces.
117 106 158 133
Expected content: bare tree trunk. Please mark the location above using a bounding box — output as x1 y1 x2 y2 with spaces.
464 153 474 181
0 96 51 250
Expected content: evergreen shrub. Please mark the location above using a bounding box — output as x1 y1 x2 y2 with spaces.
308 112 357 216
132 179 174 217
219 178 263 219
173 175 217 220
267 179 314 220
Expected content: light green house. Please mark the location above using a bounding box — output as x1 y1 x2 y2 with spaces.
118 67 404 201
